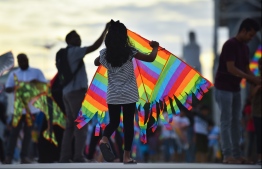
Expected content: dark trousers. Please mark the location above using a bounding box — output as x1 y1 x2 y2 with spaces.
60 88 88 162
247 131 256 157
0 138 4 162
6 115 33 159
37 116 64 163
103 103 136 151
253 116 261 154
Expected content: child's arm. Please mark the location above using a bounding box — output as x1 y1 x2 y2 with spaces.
85 22 110 55
94 56 101 66
134 41 159 62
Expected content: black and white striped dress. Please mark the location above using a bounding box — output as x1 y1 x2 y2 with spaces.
99 48 139 105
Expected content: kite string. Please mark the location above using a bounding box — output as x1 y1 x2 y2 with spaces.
134 58 150 103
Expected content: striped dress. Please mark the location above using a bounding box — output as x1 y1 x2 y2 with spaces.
99 47 139 104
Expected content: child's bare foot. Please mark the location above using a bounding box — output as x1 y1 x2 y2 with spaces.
123 151 137 164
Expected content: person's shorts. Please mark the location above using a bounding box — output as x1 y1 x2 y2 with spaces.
195 133 208 153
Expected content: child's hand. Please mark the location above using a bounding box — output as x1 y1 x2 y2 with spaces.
149 41 159 48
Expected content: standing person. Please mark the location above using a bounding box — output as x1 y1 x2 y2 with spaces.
0 93 7 163
182 31 201 74
94 20 159 163
58 23 110 163
207 121 221 163
250 58 261 165
194 105 212 163
4 53 47 164
242 98 256 161
214 18 260 164
160 108 190 162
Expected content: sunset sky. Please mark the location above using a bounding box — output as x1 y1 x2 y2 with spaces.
0 0 222 84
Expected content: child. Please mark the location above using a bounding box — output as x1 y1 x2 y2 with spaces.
250 58 262 165
94 20 159 163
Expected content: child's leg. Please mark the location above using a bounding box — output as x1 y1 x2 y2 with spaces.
122 103 136 162
101 104 121 143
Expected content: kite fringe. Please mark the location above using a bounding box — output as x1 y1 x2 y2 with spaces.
76 77 212 144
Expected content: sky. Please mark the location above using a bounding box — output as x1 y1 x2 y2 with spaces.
0 0 217 84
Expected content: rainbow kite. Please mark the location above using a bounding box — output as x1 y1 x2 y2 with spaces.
241 44 261 88
250 44 261 76
0 51 14 93
75 30 213 143
12 75 65 146
0 51 14 76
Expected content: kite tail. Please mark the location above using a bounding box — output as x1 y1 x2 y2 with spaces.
94 111 107 136
136 102 148 144
149 102 158 132
43 130 58 146
75 108 96 129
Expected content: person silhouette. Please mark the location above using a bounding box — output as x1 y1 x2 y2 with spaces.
58 23 110 163
214 18 260 164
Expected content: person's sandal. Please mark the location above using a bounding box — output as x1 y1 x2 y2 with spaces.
222 157 242 164
99 142 115 162
124 159 137 164
236 157 254 164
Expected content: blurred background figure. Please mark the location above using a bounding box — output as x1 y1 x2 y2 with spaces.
0 92 7 163
194 105 212 163
160 111 181 163
242 98 256 162
250 58 262 165
207 120 221 163
182 31 201 74
4 53 47 164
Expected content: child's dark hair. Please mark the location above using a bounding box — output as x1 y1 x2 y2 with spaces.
105 20 132 67
238 18 260 33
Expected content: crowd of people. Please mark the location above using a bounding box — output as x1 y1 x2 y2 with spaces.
0 18 261 165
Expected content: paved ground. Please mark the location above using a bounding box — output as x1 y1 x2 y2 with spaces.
0 163 261 169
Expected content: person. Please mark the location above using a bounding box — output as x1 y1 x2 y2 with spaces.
194 105 212 163
85 114 121 162
37 74 65 163
242 98 256 161
250 58 261 165
4 53 47 164
58 23 110 163
182 31 201 74
94 20 159 163
161 108 190 162
0 93 7 163
214 18 260 164
184 105 196 163
207 121 221 163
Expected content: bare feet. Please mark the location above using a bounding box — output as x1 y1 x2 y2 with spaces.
99 136 109 144
123 150 136 163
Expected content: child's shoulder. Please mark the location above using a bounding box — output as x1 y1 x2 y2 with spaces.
100 48 107 54
99 48 107 60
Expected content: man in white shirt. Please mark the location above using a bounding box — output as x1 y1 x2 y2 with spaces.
4 53 47 164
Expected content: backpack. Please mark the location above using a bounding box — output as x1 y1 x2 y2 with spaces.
55 47 83 87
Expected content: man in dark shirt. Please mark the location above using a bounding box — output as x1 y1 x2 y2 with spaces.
214 18 260 164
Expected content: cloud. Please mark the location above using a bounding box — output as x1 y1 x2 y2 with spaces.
0 0 213 81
